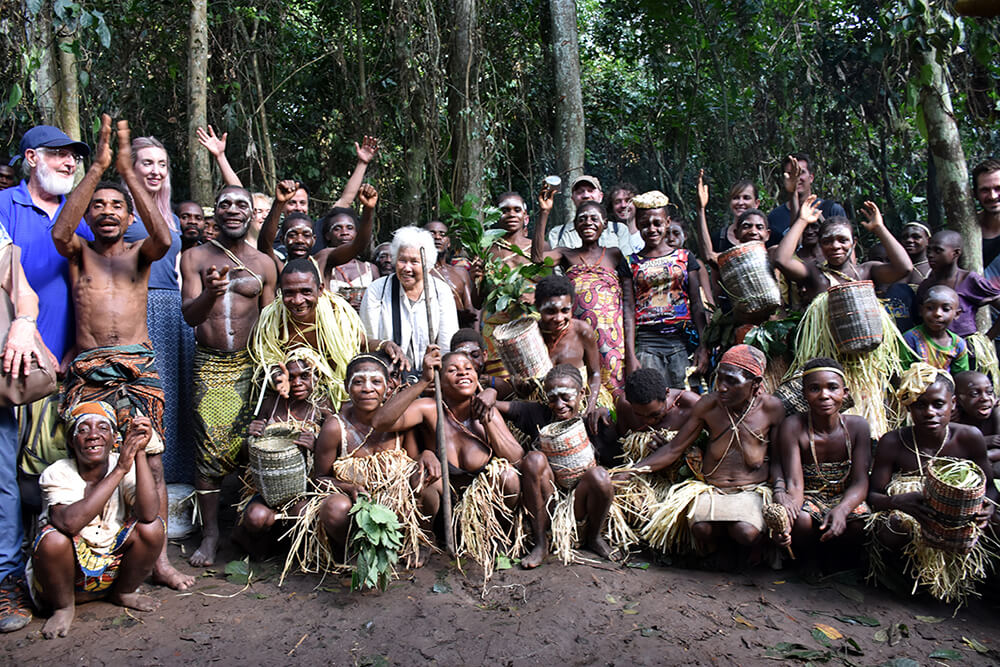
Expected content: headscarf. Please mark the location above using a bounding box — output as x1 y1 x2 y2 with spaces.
633 190 670 210
896 362 953 407
69 401 117 435
719 344 766 379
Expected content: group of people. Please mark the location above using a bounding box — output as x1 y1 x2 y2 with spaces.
1 115 1000 641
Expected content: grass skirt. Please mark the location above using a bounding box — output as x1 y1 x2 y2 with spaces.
452 458 526 581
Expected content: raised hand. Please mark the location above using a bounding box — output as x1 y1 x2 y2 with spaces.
119 416 153 471
270 361 289 398
115 119 133 175
858 200 883 232
797 195 822 226
355 136 380 164
696 169 709 210
205 265 230 297
537 185 555 213
196 125 228 158
275 179 299 204
94 114 114 170
420 344 441 384
358 183 379 210
783 155 802 194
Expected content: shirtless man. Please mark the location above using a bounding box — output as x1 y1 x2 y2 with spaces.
424 220 476 327
177 200 205 251
532 274 605 432
371 347 524 552
618 345 785 556
180 181 278 568
616 368 700 436
52 114 192 591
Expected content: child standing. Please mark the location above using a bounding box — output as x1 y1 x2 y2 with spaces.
900 285 970 373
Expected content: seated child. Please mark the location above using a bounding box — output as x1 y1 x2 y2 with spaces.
29 402 164 639
868 363 998 603
901 285 970 373
773 358 871 561
474 365 614 568
953 370 1000 477
914 229 1000 338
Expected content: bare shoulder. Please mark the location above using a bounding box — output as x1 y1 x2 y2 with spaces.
952 422 987 452
674 388 700 409
760 394 786 422
573 318 597 339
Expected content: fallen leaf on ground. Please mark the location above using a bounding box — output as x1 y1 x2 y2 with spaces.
813 623 843 640
915 615 945 624
929 648 963 660
834 584 864 602
834 614 880 627
962 637 989 654
733 615 756 629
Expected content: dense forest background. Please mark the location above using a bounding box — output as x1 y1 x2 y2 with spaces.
0 0 998 244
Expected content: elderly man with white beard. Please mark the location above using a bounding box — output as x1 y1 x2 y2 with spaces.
0 126 95 366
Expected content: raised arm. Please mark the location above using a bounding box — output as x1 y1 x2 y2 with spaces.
859 201 912 284
530 187 562 264
693 169 719 266
257 179 298 260
371 346 441 432
116 120 170 263
774 194 821 283
52 114 113 259
331 136 379 208
323 183 377 269
197 125 242 187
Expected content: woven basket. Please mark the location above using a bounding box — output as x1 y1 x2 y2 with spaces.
921 458 986 554
826 281 883 355
493 317 553 380
775 373 855 415
537 417 595 489
249 428 307 507
718 242 781 317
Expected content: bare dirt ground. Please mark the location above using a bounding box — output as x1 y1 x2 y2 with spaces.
4 526 1000 666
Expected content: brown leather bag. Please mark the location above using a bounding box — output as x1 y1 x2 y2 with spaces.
0 244 58 406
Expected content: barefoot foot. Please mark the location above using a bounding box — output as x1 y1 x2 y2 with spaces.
410 545 432 569
41 607 74 639
110 591 160 612
154 556 196 590
521 543 547 569
584 536 614 561
188 535 218 569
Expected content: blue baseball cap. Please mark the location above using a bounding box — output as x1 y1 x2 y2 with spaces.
13 125 91 165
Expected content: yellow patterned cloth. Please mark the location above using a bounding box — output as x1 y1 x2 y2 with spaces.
193 345 256 480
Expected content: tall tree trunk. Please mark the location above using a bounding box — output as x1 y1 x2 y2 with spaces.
56 32 80 140
548 0 585 227
447 0 484 207
248 17 276 191
916 48 978 268
25 0 59 125
188 0 211 203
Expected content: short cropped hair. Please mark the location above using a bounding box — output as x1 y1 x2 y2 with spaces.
94 181 134 215
624 368 668 406
534 274 575 306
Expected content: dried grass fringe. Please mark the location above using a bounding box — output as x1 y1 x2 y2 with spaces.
453 458 526 581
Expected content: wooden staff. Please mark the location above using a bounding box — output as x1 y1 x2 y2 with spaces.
420 247 455 555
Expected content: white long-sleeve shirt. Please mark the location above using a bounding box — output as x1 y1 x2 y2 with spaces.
360 274 458 369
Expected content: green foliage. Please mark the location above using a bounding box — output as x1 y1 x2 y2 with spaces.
348 496 402 592
483 247 553 318
438 193 504 262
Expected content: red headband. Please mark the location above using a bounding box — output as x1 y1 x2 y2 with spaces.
719 344 766 378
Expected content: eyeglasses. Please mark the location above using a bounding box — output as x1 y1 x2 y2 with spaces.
37 147 83 163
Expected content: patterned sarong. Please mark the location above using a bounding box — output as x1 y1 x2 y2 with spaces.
566 263 625 395
193 345 255 480
801 461 870 522
61 342 165 444
481 310 512 379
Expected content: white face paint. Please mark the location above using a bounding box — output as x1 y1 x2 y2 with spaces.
497 197 523 211
349 369 386 388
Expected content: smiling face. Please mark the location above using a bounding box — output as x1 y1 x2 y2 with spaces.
134 146 168 195
214 189 253 240
283 219 315 259
571 183 602 207
610 190 635 223
347 361 388 412
280 271 319 323
802 370 846 417
29 146 79 195
908 381 955 430
819 223 854 267
736 213 769 244
955 374 995 420
729 185 759 220
178 202 205 240
538 294 573 335
395 246 424 291
665 222 685 249
637 208 669 248
442 353 478 399
573 205 606 243
902 225 930 258
975 169 1000 215
287 188 309 214
71 415 115 466
545 375 582 420
453 341 485 373
286 360 315 402
86 188 132 243
498 196 527 233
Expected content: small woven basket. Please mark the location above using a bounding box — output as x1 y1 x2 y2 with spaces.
826 281 883 355
537 417 595 489
249 428 307 507
494 317 553 380
922 457 986 554
718 242 781 317
775 373 855 415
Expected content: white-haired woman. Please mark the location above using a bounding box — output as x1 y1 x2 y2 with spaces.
359 226 458 372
